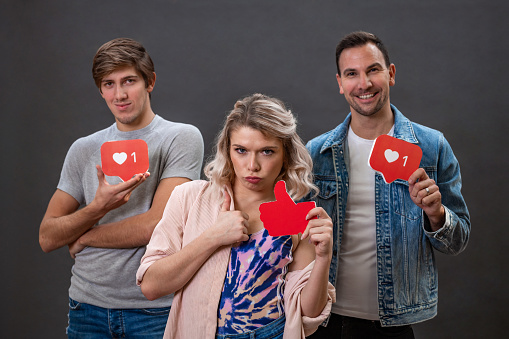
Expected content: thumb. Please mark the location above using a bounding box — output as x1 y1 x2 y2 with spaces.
96 165 106 185
221 189 231 212
273 180 295 205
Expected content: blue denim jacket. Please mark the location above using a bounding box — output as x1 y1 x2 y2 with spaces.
306 105 470 326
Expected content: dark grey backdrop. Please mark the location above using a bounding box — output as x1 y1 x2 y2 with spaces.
1 1 506 338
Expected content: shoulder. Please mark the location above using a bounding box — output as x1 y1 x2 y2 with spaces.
67 125 114 155
170 180 218 215
306 114 350 156
396 111 454 164
149 117 204 153
152 116 203 138
411 121 444 139
306 127 343 157
410 121 447 153
172 180 210 199
394 105 444 142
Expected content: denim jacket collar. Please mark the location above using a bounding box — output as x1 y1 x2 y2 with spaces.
320 104 418 154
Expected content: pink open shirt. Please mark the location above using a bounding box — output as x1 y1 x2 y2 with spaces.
136 180 335 338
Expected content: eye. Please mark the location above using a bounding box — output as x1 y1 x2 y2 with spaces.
103 81 113 88
346 71 356 77
262 149 274 155
125 78 135 85
234 147 246 154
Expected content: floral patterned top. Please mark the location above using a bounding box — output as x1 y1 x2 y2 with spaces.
217 228 293 334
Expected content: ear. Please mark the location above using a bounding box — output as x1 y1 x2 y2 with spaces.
389 64 396 87
147 72 156 93
336 73 345 94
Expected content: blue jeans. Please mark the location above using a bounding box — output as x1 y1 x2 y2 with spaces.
215 314 285 339
67 298 170 338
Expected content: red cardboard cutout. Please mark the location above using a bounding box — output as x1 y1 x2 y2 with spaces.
101 139 149 182
259 180 316 236
368 134 422 183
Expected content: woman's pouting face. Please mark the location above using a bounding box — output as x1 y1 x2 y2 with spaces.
229 126 284 197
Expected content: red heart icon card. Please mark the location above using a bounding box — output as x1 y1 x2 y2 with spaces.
101 139 149 182
259 180 316 236
368 134 422 184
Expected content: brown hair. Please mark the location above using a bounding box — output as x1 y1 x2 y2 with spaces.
92 38 155 91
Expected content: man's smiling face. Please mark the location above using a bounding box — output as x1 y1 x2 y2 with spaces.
336 42 395 118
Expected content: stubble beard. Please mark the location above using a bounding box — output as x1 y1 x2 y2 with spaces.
115 114 140 125
347 91 388 117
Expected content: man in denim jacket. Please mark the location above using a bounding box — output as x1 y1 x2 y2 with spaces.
306 31 470 338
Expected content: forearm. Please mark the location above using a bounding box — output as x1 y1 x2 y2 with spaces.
299 255 331 317
141 231 220 300
76 177 191 249
76 210 158 249
40 203 105 252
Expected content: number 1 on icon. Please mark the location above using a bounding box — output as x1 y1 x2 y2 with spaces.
131 152 136 163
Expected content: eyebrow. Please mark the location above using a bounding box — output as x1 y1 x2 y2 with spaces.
231 143 280 150
101 74 139 83
342 62 384 76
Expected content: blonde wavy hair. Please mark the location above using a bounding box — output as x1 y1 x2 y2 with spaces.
204 93 318 201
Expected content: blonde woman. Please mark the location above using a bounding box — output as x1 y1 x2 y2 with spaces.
136 94 335 338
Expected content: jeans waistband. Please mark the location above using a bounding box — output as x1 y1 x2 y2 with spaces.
215 314 286 339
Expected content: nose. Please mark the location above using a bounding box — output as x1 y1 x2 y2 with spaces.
358 72 372 90
115 86 127 100
248 154 260 172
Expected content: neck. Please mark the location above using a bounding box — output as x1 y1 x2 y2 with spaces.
116 110 156 132
232 183 275 212
350 105 394 140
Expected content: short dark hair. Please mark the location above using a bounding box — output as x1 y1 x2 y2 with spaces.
92 38 155 90
335 31 390 76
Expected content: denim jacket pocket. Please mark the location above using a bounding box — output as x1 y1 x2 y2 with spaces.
392 179 422 221
315 177 337 200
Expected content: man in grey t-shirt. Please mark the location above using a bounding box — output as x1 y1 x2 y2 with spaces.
39 38 204 338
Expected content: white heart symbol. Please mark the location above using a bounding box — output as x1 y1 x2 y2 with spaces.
384 149 399 163
113 152 127 165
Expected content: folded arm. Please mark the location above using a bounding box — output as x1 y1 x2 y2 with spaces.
68 176 191 258
39 165 149 253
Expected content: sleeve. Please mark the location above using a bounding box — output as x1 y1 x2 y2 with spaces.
56 139 86 204
424 135 471 255
159 124 204 181
283 261 336 339
136 184 187 285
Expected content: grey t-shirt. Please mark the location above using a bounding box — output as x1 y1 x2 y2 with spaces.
58 115 204 308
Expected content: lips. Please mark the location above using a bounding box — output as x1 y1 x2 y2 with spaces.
115 102 131 110
245 176 261 184
357 92 377 100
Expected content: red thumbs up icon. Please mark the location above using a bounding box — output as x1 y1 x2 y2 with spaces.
259 180 316 236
